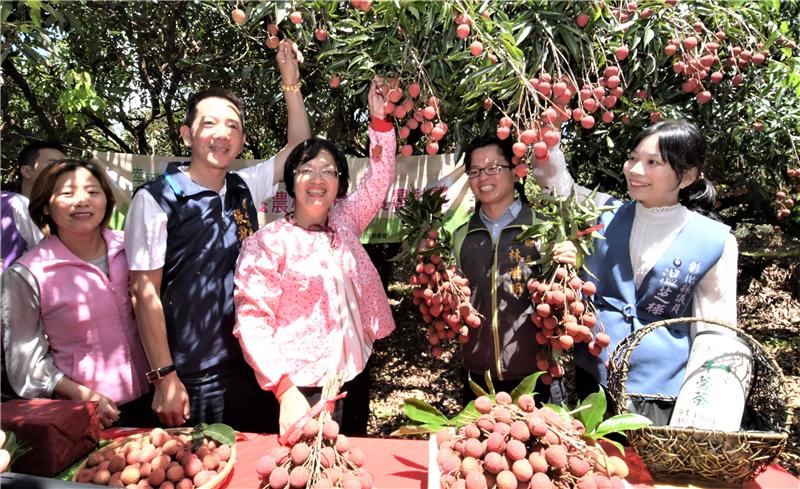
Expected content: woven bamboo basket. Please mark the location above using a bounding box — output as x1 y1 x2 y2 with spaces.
71 427 235 488
606 317 791 485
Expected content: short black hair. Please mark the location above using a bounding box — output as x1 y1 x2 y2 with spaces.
463 134 528 205
283 138 350 199
463 135 514 170
184 88 244 128
18 141 65 170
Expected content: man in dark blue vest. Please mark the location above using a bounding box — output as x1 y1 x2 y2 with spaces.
124 40 310 431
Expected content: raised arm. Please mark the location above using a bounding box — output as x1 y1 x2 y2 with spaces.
273 39 312 183
533 146 613 206
336 77 396 233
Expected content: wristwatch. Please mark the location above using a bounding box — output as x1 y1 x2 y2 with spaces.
146 364 177 383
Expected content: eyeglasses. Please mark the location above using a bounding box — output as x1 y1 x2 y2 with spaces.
294 166 339 180
466 163 513 179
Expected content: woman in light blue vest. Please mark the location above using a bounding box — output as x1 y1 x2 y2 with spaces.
543 120 738 422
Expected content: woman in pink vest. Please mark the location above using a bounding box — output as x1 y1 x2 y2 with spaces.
1 159 152 428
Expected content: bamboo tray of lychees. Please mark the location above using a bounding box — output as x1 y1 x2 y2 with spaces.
71 427 235 488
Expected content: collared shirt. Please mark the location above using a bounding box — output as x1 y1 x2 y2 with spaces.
479 198 522 242
126 162 261 374
124 157 276 271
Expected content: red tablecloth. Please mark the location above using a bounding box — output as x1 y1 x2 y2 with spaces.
233 433 427 488
103 429 798 488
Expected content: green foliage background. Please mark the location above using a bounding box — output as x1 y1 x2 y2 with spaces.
2 0 799 233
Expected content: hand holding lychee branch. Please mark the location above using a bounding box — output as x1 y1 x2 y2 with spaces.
551 240 578 268
367 49 449 156
515 189 615 383
279 372 345 447
367 75 387 119
392 187 483 357
257 373 375 489
275 38 304 86
278 387 313 438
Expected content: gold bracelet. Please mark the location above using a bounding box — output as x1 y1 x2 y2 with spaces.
281 82 302 92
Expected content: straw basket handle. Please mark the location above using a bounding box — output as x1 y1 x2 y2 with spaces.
606 317 792 485
606 316 768 417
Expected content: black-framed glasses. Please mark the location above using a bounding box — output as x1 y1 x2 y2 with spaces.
294 166 339 180
467 163 513 179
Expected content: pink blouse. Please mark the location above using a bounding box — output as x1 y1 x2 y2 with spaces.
233 126 397 390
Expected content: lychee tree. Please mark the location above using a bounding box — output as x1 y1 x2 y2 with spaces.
2 0 799 235
254 0 800 234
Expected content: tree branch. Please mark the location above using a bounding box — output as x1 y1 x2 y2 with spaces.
86 112 134 153
1 56 59 140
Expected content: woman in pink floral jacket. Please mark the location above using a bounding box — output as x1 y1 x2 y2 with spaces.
233 78 395 435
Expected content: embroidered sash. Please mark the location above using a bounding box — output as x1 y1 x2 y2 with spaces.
578 201 729 395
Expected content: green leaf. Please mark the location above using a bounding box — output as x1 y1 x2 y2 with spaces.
515 24 531 46
402 398 449 425
599 436 626 456
575 388 607 434
592 413 652 438
468 374 489 397
274 2 288 25
561 28 580 61
643 27 655 47
483 370 495 395
201 423 236 446
448 402 481 426
191 428 205 449
1 3 13 23
509 371 544 401
28 0 42 27
390 424 440 437
542 403 573 426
